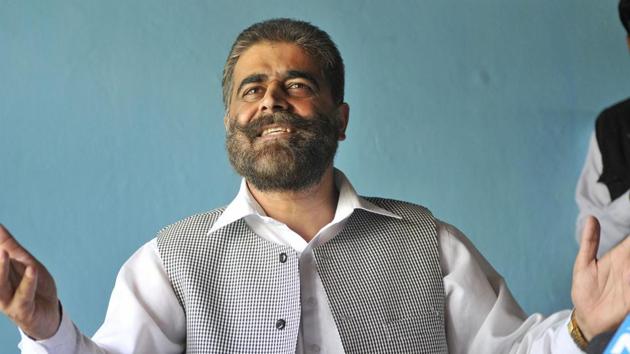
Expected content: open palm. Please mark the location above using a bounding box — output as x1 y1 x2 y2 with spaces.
572 216 630 340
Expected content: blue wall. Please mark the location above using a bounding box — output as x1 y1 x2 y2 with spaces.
1 0 629 350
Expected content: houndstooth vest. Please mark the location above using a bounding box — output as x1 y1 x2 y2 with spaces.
156 198 448 353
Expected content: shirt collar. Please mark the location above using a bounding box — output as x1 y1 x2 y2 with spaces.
208 168 401 235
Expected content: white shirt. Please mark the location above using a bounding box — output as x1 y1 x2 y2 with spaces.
576 133 630 257
19 170 579 353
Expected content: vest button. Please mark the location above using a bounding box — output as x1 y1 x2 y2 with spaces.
279 253 288 263
276 319 286 330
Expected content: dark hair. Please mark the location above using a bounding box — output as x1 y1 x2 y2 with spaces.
620 0 630 34
222 18 345 110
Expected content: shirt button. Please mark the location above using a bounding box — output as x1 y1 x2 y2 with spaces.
309 344 321 352
306 297 316 306
276 319 286 330
279 253 288 263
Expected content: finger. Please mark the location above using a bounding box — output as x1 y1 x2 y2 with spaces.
0 224 15 245
10 266 38 317
0 251 12 307
8 259 26 290
575 216 601 271
0 225 35 264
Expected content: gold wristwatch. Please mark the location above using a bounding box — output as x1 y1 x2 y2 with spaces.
567 309 589 350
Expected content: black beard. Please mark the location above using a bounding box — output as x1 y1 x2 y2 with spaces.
225 110 340 192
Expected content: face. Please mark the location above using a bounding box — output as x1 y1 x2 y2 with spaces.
225 41 348 192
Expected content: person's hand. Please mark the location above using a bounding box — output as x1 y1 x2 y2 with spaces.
571 216 630 340
0 224 60 340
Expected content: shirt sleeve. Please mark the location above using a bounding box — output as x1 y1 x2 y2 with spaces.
17 239 185 354
575 132 630 257
437 221 581 354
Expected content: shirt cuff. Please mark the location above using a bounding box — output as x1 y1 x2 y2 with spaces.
18 303 78 354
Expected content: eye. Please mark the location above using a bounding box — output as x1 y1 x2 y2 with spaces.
243 87 260 95
286 82 314 97
241 86 264 101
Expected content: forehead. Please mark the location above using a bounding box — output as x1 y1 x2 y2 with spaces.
233 41 322 83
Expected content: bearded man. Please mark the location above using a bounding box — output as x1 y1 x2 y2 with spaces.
3 18 630 354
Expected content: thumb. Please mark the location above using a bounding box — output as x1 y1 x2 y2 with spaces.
575 216 601 271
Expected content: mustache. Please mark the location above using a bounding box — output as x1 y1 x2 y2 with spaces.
228 111 323 140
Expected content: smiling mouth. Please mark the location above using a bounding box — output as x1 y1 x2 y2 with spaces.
258 125 292 138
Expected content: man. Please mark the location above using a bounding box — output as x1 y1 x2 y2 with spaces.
576 0 630 257
2 18 630 353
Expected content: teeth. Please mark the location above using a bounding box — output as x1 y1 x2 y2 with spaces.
261 127 290 136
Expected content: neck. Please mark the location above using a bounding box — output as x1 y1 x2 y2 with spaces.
247 167 338 242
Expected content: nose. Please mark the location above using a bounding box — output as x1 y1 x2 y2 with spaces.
259 82 289 113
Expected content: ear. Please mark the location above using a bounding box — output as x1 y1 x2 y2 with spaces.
336 103 350 141
223 114 229 131
626 35 630 51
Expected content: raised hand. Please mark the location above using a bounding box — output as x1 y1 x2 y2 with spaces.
571 216 630 340
0 224 60 340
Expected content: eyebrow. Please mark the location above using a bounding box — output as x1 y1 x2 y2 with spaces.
235 70 321 96
236 73 268 96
